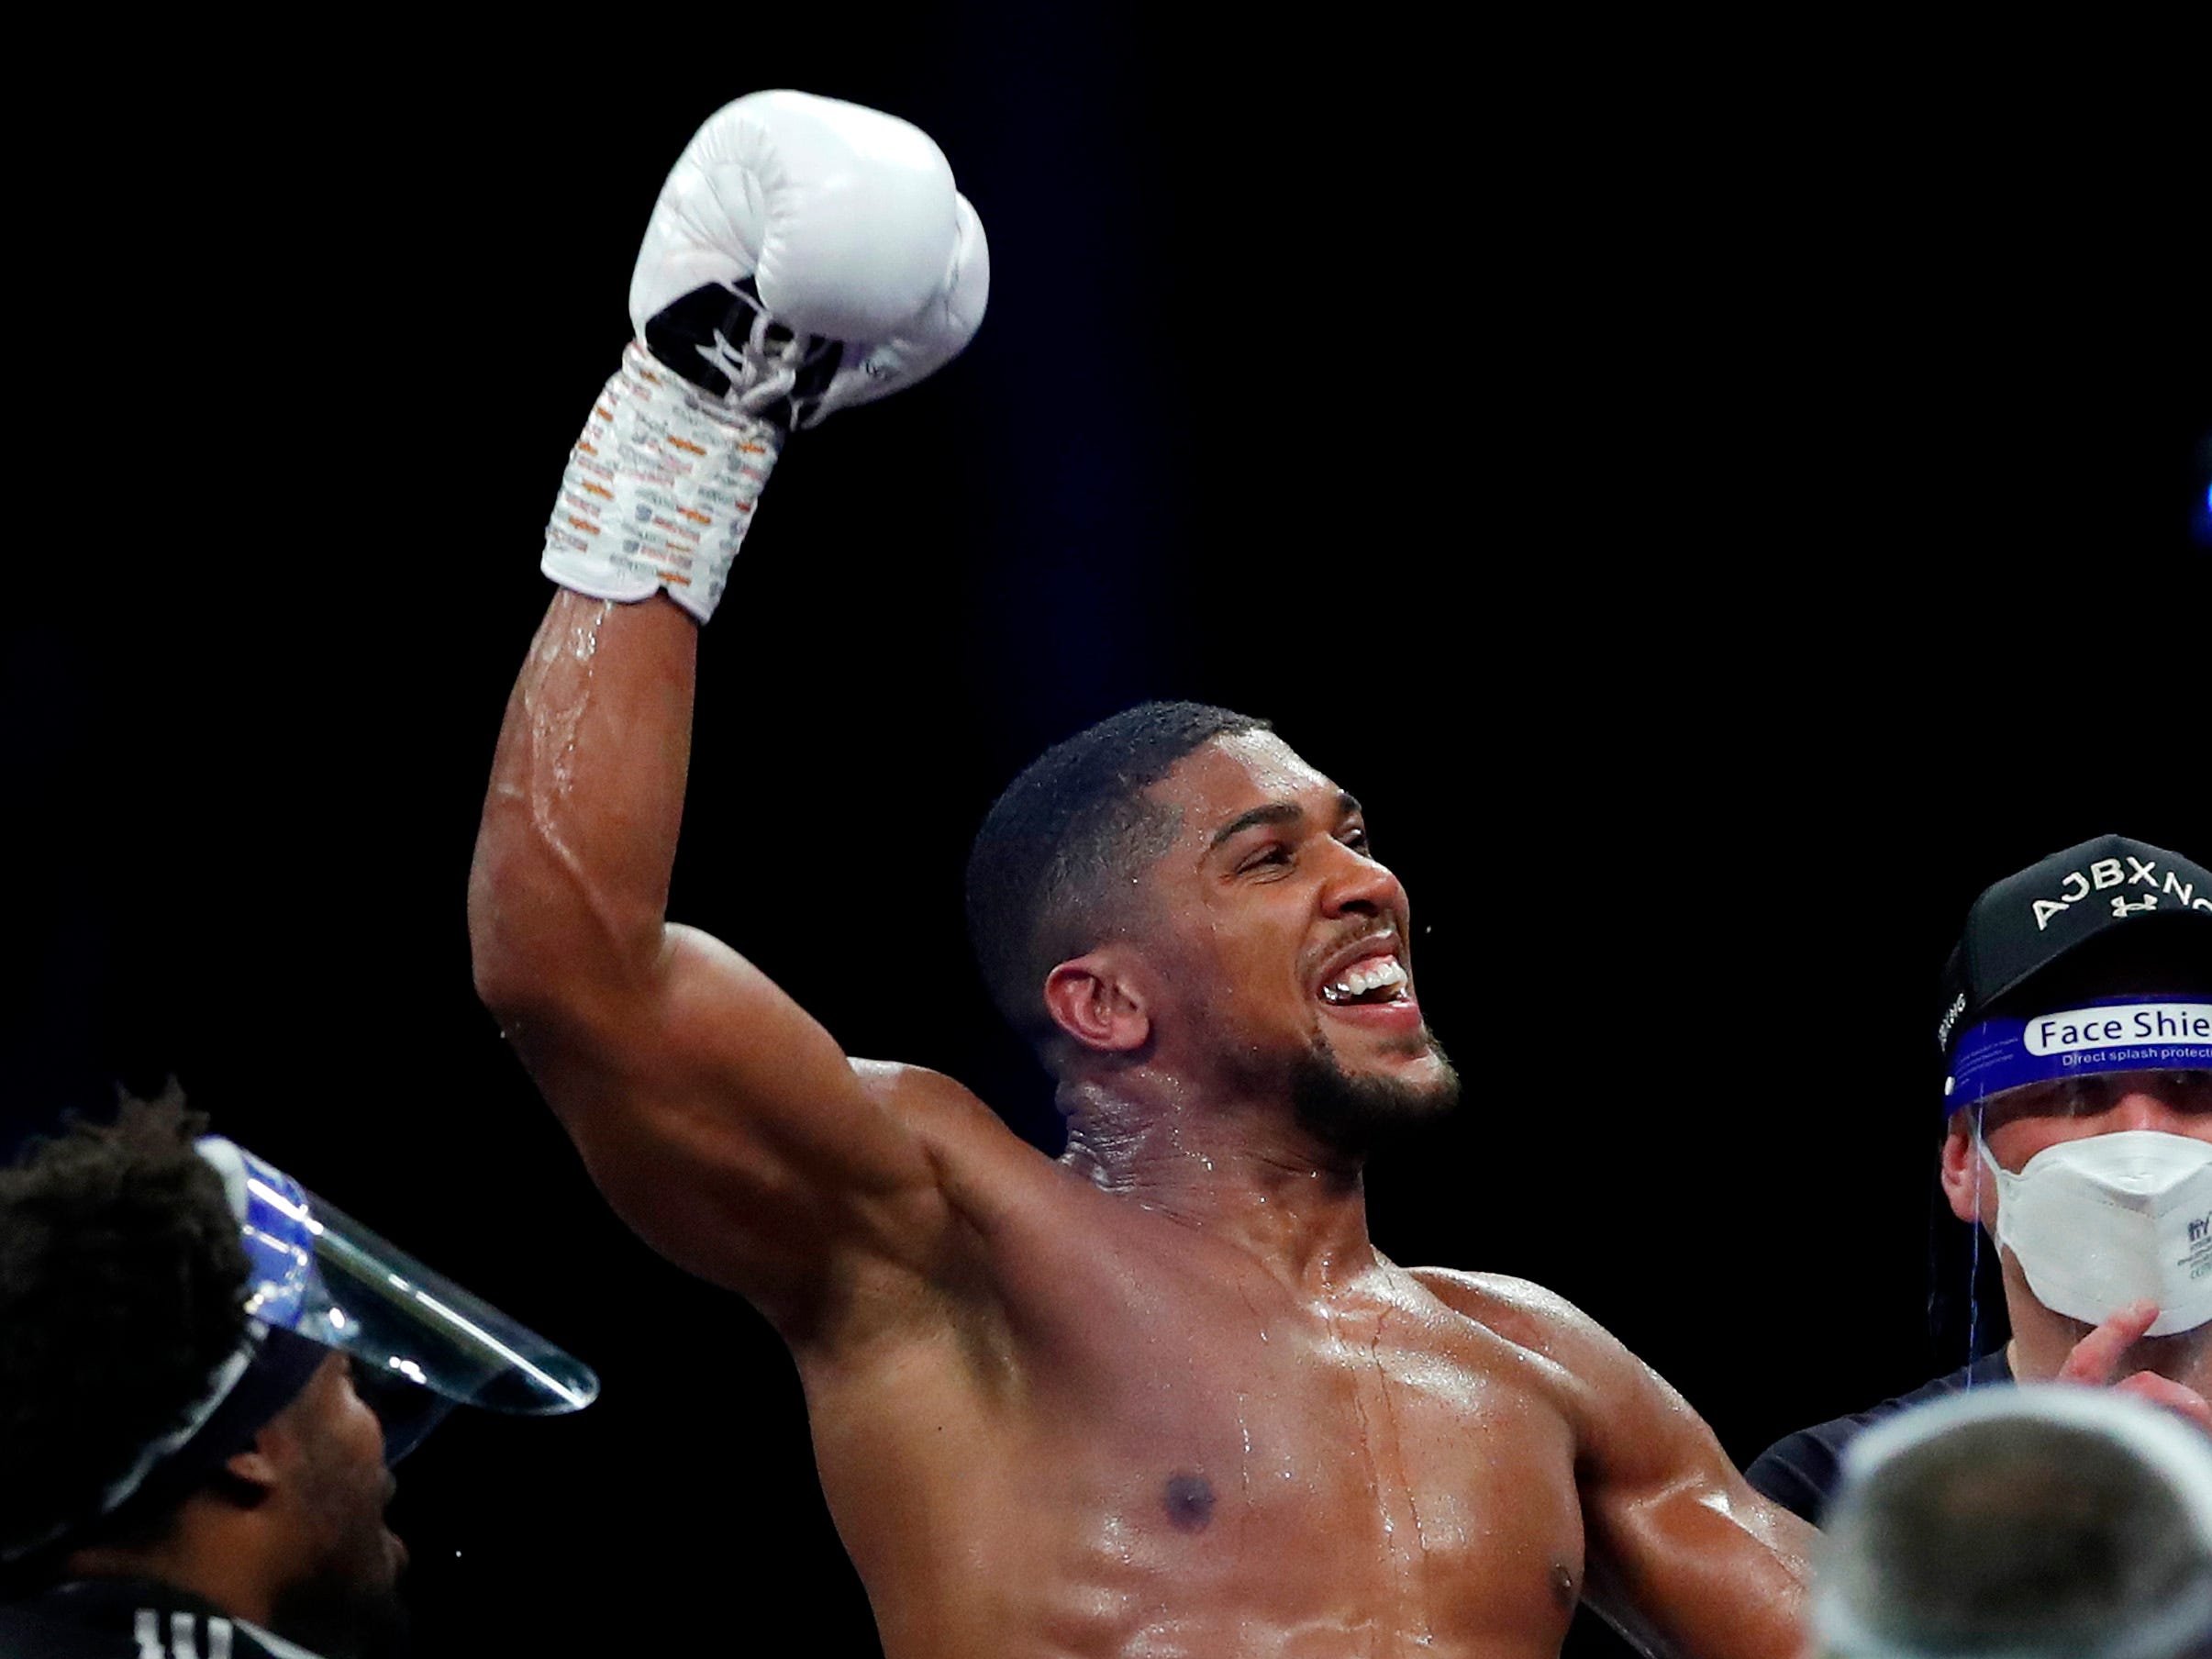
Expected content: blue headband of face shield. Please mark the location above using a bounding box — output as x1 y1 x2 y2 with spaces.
1944 996 2212 1115
198 1137 599 1440
0 1138 598 1566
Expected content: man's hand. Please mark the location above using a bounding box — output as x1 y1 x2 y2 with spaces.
628 89 990 425
542 90 989 622
476 91 998 1337
2056 1298 2212 1432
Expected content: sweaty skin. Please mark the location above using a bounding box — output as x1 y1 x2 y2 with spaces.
469 593 1814 1658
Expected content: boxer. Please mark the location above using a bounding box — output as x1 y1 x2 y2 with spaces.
470 90 1814 1656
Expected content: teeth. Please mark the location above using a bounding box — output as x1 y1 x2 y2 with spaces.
1324 957 1407 1003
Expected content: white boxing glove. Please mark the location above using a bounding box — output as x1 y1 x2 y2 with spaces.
542 91 989 623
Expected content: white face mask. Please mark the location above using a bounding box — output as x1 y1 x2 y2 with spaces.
1979 1130 2212 1338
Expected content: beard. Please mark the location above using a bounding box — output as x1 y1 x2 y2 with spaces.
269 1464 411 1659
1288 1027 1461 1156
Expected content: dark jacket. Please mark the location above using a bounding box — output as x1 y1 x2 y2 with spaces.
0 1576 325 1659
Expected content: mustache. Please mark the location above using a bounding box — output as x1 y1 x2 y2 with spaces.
1308 917 1405 971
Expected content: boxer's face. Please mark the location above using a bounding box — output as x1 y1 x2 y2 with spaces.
1128 731 1457 1143
1942 1069 2212 1227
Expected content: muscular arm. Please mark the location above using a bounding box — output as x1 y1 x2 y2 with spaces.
467 591 992 1341
1573 1379 1815 1659
1418 1272 1816 1659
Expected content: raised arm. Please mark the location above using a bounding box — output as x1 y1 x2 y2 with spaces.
468 92 991 1342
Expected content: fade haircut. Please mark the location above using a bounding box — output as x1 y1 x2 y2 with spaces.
0 1086 250 1564
966 701 1270 1049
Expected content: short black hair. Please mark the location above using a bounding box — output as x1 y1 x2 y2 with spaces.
0 1088 250 1564
965 701 1270 1046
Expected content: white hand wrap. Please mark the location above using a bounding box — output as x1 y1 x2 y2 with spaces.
540 341 781 624
539 90 985 624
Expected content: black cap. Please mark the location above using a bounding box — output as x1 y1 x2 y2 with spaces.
1936 834 2212 1060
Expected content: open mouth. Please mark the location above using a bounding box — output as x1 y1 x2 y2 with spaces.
1318 952 1412 1008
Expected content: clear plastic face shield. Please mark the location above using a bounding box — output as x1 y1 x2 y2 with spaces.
1 1137 598 1569
197 1136 600 1457
1946 996 2212 1342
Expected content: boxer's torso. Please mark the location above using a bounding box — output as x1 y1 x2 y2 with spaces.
798 1128 1590 1659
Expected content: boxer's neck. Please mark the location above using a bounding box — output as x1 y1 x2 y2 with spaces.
1059 1077 1379 1290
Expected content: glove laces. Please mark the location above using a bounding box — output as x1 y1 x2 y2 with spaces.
694 287 838 422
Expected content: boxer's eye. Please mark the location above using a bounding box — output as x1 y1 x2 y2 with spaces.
1239 844 1291 874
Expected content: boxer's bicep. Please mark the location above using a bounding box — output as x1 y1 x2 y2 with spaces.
470 597 987 1331
507 922 971 1333
1572 1335 1816 1658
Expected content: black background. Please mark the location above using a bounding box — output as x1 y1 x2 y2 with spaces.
10 15 2209 1655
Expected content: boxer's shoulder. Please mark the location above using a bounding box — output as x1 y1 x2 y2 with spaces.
1406 1265 1588 1342
1404 1267 1637 1399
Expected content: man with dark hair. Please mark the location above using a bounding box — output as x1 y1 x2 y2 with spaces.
1747 835 2212 1526
964 700 1269 1043
1812 1386 2212 1659
961 701 1470 1157
0 1094 595 1658
470 90 1814 1656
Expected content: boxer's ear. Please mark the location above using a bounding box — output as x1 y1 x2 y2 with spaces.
1939 1117 1990 1226
1044 952 1150 1054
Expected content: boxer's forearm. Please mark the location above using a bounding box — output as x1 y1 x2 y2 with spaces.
458 92 994 1331
474 91 981 1033
469 589 698 1025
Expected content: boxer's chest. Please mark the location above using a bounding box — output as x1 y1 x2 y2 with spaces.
1009 1253 1586 1643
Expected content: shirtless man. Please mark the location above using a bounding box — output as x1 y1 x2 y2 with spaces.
468 91 1815 1657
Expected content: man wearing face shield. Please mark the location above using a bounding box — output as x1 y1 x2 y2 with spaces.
0 1093 597 1659
1747 833 2212 1527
